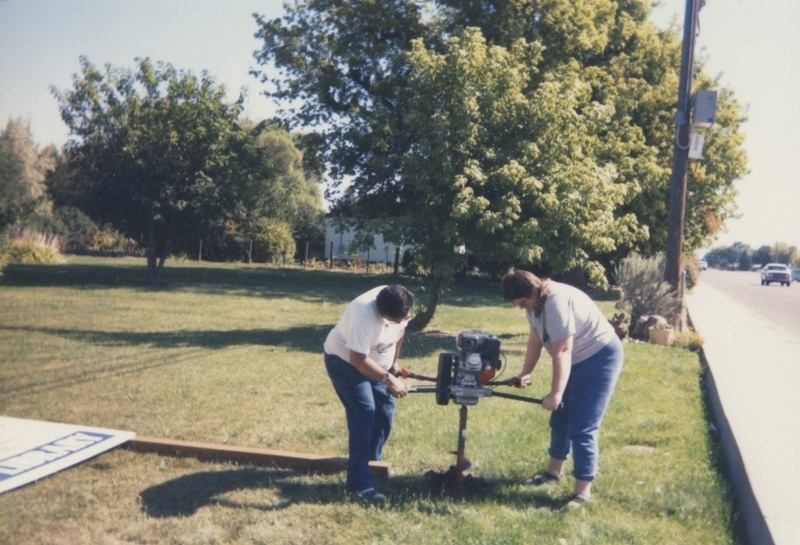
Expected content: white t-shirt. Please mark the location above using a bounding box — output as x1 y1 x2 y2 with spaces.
525 281 617 364
324 286 410 370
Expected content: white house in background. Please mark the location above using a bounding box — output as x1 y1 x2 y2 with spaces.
324 219 408 263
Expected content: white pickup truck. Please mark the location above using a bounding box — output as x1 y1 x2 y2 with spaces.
760 263 792 286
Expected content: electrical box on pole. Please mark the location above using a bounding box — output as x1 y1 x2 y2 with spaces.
692 89 718 128
688 133 705 160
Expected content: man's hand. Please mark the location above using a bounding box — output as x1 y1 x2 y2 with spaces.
386 376 408 398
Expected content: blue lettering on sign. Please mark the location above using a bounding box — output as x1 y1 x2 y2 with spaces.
0 431 113 481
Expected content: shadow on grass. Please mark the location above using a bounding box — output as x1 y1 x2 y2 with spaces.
1 325 457 359
1 262 391 303
140 468 315 516
138 467 564 518
0 324 328 395
0 261 504 308
403 331 457 359
1 324 331 352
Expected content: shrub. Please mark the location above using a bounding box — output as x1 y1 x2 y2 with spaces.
3 241 63 264
252 220 296 263
683 254 700 292
347 252 364 270
401 247 427 276
304 257 328 269
53 206 99 252
615 254 682 325
671 330 705 351
3 229 64 264
89 226 128 253
610 312 628 323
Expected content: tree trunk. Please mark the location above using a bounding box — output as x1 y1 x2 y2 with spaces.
407 273 443 332
146 230 169 286
156 250 167 283
146 247 166 285
147 250 158 286
147 248 169 285
146 227 159 286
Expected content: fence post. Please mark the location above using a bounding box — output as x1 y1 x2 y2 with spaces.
329 241 334 269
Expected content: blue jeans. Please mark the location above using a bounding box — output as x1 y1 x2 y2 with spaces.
548 338 623 481
324 352 396 492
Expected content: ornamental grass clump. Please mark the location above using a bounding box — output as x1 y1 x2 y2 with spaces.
615 254 682 327
671 331 705 352
2 229 64 264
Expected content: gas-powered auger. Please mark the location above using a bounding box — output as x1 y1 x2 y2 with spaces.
399 331 548 483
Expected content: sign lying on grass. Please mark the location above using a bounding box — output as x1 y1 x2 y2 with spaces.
0 416 135 494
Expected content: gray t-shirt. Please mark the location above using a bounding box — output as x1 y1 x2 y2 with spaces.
526 281 617 364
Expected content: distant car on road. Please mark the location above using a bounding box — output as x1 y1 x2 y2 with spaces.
698 260 708 271
760 263 792 286
793 269 800 282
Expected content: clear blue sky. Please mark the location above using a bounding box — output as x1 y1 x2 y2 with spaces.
1 0 798 251
0 0 284 143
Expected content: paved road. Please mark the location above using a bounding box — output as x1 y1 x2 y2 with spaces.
698 268 800 338
688 273 800 544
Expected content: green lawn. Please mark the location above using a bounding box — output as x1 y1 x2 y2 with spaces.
0 257 741 544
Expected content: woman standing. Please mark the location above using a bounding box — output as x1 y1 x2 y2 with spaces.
501 268 623 507
323 284 414 503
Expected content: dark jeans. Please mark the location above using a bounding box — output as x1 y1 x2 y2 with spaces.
548 337 624 481
324 352 396 492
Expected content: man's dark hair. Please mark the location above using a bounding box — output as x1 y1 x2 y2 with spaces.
376 284 415 320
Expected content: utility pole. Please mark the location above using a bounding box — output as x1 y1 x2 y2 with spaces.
664 0 704 291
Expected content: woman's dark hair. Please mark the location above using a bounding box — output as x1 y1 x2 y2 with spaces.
376 284 415 320
500 268 549 313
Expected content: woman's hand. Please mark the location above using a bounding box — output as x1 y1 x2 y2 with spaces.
512 373 532 388
541 391 563 411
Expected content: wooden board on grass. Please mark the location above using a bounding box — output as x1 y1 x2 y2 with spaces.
127 436 394 479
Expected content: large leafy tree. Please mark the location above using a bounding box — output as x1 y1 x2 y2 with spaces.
390 29 641 325
253 0 747 328
52 57 323 283
52 57 246 283
441 0 747 256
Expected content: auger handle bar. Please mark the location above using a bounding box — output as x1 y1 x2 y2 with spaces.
406 386 545 405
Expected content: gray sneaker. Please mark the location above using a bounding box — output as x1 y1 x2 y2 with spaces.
349 488 386 504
